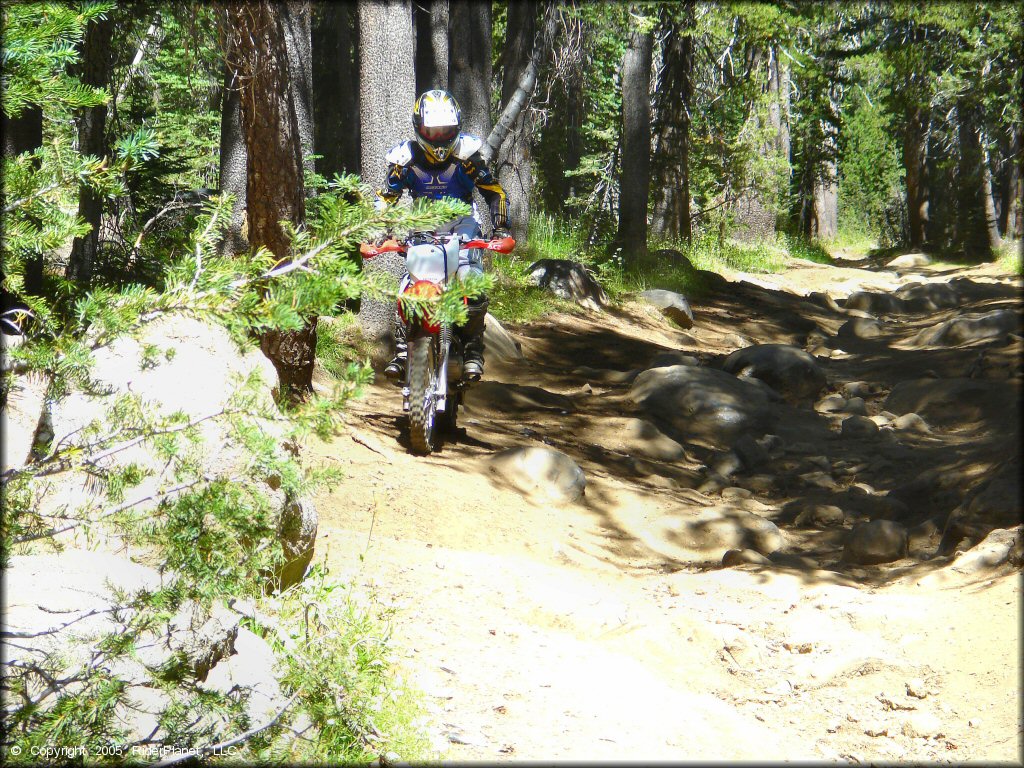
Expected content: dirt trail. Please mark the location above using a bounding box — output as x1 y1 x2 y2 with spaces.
304 250 1022 762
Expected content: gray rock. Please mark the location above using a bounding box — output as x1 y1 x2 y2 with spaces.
483 313 524 362
629 365 776 449
844 291 903 315
844 520 908 564
489 446 586 504
841 415 879 438
907 518 942 557
886 252 931 269
528 259 609 311
843 396 869 415
946 526 1024 574
638 289 694 329
721 344 827 404
838 317 885 339
722 548 772 567
901 711 944 739
201 627 286 725
721 486 753 501
733 433 770 470
913 308 1020 346
618 418 687 461
841 381 883 399
794 503 846 528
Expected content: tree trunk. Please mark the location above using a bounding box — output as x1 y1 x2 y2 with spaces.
903 104 929 249
448 0 493 232
357 0 416 361
811 156 838 240
650 6 693 243
492 0 539 242
65 12 115 286
224 0 315 399
981 134 1002 250
997 124 1020 239
615 23 653 266
415 0 448 93
955 99 994 260
312 1 360 178
2 107 45 295
282 1 314 176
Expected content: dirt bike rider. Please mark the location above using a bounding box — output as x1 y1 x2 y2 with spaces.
374 89 509 384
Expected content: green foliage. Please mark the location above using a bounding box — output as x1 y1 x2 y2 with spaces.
254 565 436 763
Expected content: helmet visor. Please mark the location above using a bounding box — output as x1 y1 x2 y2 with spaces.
419 125 459 145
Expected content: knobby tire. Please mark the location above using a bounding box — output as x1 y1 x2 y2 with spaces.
408 335 438 454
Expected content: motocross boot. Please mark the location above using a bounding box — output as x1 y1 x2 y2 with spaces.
384 318 407 385
460 295 488 382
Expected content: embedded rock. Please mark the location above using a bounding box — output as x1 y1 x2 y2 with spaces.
844 520 908 564
639 289 695 329
912 308 1020 347
484 313 525 362
489 446 586 504
844 291 903 315
528 259 609 311
838 317 885 339
629 364 777 449
721 343 827 405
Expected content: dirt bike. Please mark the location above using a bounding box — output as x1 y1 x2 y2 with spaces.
360 230 515 454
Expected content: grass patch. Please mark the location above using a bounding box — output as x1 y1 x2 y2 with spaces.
996 238 1023 274
317 312 376 378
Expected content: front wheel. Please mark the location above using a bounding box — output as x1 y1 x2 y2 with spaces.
408 335 438 454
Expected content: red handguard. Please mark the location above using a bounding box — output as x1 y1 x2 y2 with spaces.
360 238 406 259
461 236 516 254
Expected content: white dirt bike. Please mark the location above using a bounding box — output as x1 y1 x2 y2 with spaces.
360 231 515 454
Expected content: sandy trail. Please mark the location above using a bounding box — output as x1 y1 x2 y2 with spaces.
304 251 1022 762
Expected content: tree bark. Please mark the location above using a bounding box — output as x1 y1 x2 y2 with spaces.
650 6 693 243
903 104 929 249
66 12 115 287
811 156 838 240
312 1 360 178
492 0 540 242
357 0 416 360
615 23 653 266
997 124 1020 239
218 39 249 256
224 0 315 398
415 0 449 93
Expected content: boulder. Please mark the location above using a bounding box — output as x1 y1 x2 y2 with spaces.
35 313 312 581
886 252 931 269
278 496 318 588
721 344 827 405
895 282 959 312
844 520 908 564
484 313 524 362
892 412 931 433
616 418 687 461
838 317 885 339
648 350 699 369
912 308 1020 346
628 364 777 449
722 548 772 567
677 506 783 556
528 259 609 311
844 291 904 315
944 526 1024 574
638 289 694 329
815 393 847 413
201 627 287 724
841 415 879 438
489 446 586 504
939 455 1022 553
793 503 846 528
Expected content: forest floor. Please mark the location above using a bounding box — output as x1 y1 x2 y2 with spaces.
304 247 1022 763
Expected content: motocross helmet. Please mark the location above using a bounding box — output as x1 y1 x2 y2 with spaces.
412 89 462 164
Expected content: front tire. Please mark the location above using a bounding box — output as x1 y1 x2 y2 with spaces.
408 335 438 454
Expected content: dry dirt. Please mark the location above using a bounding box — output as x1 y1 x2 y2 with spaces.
303 249 1022 763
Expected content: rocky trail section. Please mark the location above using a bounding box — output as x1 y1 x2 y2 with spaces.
308 249 1022 762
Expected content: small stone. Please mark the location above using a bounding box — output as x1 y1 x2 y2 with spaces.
844 396 869 415
721 486 753 500
842 381 882 399
968 717 981 728
863 723 889 737
795 504 845 528
845 520 909 564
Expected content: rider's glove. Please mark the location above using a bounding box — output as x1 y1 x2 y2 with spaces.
492 227 512 240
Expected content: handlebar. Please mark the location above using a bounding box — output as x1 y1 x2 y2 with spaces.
360 234 516 259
